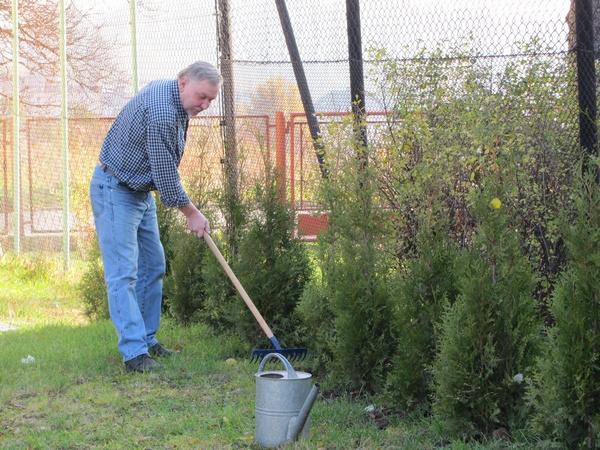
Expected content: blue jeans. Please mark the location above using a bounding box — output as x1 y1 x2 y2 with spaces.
89 165 166 362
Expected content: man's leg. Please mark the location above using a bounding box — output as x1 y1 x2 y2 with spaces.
135 193 166 348
90 166 149 362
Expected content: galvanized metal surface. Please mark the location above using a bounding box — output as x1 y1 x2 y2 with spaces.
254 353 318 448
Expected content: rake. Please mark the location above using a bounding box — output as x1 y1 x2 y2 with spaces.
203 233 307 362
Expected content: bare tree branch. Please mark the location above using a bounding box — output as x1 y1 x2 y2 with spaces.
0 0 128 114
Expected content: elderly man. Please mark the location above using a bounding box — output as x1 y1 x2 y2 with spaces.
90 61 221 372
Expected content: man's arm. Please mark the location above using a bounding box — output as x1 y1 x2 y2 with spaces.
147 120 191 208
179 202 210 237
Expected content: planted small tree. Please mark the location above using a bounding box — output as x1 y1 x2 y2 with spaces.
529 163 600 449
160 184 216 323
295 264 335 379
198 231 241 332
162 225 208 324
233 176 310 346
432 187 541 439
385 212 459 412
157 196 181 316
310 121 395 393
198 170 309 347
79 237 109 321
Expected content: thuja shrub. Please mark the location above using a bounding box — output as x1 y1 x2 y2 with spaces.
529 163 600 449
313 130 395 393
193 185 248 333
197 231 240 332
295 265 335 379
199 174 309 347
79 238 109 321
385 214 459 413
161 188 216 323
157 195 186 315
233 178 310 346
156 194 180 279
162 224 208 324
432 187 541 439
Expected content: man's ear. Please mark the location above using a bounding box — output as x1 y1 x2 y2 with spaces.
178 76 188 90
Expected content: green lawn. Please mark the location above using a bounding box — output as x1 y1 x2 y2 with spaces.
0 254 533 449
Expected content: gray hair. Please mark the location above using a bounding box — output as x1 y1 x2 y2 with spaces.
178 61 222 85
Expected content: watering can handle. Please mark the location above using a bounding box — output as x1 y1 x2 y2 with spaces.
257 353 299 379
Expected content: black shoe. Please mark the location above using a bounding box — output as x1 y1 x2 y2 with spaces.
149 343 175 358
124 354 161 373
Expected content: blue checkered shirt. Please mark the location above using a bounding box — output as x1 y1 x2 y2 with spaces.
99 79 190 208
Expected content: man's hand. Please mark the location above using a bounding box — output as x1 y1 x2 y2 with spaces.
179 203 210 238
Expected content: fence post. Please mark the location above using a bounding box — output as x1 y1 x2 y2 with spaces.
129 0 139 94
59 0 70 269
11 0 20 254
217 0 240 256
575 0 598 180
275 111 286 202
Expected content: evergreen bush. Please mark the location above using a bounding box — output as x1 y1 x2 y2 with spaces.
197 231 241 332
295 265 335 378
233 179 310 346
432 188 541 439
385 214 459 412
529 164 600 449
79 238 109 321
162 224 208 324
160 185 216 324
157 198 181 316
314 125 395 393
197 173 309 348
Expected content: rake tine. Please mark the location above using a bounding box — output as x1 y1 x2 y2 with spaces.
251 347 308 364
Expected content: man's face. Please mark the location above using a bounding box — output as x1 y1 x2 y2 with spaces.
178 76 220 117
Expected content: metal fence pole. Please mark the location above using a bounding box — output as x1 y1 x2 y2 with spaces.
575 0 598 179
274 0 327 179
11 0 20 254
129 0 139 94
59 0 70 269
346 0 368 153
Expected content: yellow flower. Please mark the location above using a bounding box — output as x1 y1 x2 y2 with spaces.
489 197 502 209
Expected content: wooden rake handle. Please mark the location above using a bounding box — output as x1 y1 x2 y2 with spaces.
203 233 275 340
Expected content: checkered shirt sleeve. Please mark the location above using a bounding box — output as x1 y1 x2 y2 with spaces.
147 119 190 207
99 79 191 208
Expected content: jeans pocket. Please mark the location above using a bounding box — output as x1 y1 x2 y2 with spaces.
90 182 105 220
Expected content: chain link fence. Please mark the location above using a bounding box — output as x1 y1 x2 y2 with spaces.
0 0 592 264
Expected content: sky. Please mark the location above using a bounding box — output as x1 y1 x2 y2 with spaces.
70 0 573 114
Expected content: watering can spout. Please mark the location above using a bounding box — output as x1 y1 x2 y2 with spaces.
286 384 319 441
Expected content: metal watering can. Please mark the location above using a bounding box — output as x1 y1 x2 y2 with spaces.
255 353 319 448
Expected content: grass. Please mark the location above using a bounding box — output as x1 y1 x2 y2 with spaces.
0 253 86 327
0 254 536 449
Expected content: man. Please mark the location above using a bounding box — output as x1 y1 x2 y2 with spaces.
90 61 222 372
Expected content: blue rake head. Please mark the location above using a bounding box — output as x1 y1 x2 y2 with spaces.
250 335 307 362
251 347 308 363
